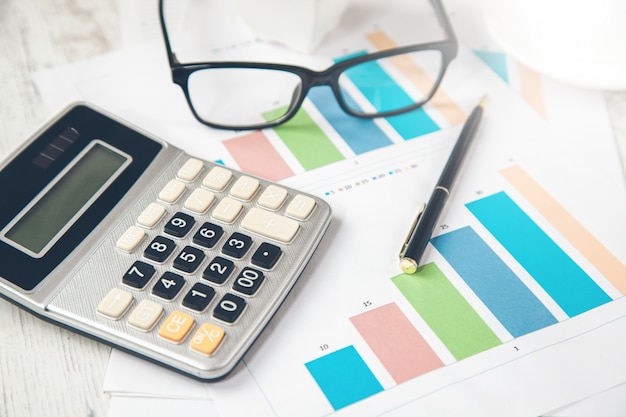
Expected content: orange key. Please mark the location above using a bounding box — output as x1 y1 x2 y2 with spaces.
159 311 194 343
190 323 225 355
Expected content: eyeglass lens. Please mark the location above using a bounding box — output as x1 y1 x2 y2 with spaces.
337 49 444 116
188 68 303 128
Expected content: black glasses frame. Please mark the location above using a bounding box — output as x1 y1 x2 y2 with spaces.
159 0 458 130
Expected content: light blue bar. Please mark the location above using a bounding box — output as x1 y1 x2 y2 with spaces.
431 226 558 337
307 86 393 154
474 50 509 83
466 192 611 317
335 51 439 140
305 345 383 410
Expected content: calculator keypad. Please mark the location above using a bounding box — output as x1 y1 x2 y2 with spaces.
101 157 326 364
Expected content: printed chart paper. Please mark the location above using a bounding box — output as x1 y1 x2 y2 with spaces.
208 66 626 415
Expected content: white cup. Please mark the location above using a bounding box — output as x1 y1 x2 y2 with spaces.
483 0 626 90
234 0 349 53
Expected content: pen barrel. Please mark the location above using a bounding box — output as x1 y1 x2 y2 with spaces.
438 104 483 190
400 97 484 274
403 189 448 265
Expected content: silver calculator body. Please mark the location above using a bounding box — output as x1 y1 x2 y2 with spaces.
0 103 331 380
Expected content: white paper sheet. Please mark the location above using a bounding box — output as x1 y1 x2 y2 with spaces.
544 382 626 417
106 396 219 417
103 350 212 400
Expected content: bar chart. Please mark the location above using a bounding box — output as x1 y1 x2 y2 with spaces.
303 164 625 411
474 49 547 120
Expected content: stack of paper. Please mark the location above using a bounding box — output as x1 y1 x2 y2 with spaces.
32 0 626 416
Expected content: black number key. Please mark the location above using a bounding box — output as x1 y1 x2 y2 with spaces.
213 293 246 323
222 232 252 259
202 256 235 284
164 212 196 238
144 235 176 263
182 282 216 312
123 260 156 289
232 267 265 296
152 272 185 300
251 242 282 269
192 222 224 248
173 245 206 273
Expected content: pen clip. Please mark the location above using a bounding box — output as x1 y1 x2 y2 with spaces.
399 202 426 259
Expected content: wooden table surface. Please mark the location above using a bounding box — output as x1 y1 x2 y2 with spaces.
1 1 626 417
0 1 117 416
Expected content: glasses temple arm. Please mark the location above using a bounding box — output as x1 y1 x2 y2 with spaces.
158 0 181 67
428 0 458 44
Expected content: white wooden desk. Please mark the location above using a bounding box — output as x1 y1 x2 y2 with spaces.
1 1 626 417
0 1 117 416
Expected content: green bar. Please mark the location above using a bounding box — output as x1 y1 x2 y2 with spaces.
264 106 344 170
392 263 501 360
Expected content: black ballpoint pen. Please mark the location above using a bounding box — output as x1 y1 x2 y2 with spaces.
399 96 486 274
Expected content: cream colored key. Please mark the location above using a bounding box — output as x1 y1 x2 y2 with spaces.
286 194 316 220
212 197 243 223
137 203 166 228
202 166 233 191
116 226 145 252
230 176 260 201
177 158 204 182
128 300 164 331
258 185 288 210
184 188 215 213
97 288 133 320
159 179 186 203
241 207 299 243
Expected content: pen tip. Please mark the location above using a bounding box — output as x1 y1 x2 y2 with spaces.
478 95 488 108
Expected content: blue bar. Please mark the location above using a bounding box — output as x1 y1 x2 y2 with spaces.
431 226 558 337
466 192 611 317
307 86 393 154
473 50 509 83
335 51 439 140
305 345 383 410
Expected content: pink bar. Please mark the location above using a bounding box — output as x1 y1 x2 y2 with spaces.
223 131 294 181
349 302 443 384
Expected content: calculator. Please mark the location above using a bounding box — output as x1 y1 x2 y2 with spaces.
0 103 331 380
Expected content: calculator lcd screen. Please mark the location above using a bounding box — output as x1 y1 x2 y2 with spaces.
3 140 131 258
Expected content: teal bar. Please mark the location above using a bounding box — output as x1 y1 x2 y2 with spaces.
466 192 611 317
473 50 509 83
305 346 383 410
335 51 439 140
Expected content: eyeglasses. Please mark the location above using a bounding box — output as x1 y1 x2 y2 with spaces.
159 0 458 131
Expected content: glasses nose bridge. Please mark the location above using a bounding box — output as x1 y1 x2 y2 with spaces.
307 68 337 89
